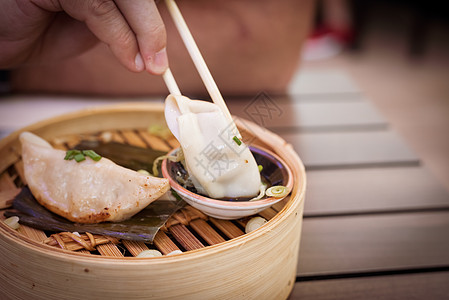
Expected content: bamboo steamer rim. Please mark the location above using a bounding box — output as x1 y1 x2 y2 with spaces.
0 102 306 263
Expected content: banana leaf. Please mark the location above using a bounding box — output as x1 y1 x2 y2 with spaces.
5 187 184 243
4 141 183 243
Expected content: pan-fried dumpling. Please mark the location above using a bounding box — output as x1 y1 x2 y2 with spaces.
20 132 170 223
165 95 261 199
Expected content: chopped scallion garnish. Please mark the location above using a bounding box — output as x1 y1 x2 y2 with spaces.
74 153 86 162
232 136 242 146
82 150 102 161
64 149 102 163
64 150 81 160
258 165 263 172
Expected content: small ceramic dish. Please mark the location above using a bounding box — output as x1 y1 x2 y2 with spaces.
161 146 293 219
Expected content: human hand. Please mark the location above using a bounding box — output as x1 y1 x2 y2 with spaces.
0 0 168 74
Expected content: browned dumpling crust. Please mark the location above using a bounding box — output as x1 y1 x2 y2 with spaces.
20 132 170 223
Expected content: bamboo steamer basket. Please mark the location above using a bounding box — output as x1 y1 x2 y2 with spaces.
0 102 306 300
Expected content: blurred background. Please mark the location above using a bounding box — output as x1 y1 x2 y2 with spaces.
0 0 448 193
301 0 449 191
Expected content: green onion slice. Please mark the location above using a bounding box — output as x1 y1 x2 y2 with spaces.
258 165 263 172
265 186 289 198
232 136 242 146
64 150 81 160
64 149 102 163
82 150 102 161
74 153 86 162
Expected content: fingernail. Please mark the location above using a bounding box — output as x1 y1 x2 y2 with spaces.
135 52 144 72
147 48 168 74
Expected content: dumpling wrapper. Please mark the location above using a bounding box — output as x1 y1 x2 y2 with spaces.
20 132 170 223
165 95 261 199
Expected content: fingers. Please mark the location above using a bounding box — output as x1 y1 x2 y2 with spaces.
115 0 168 74
43 0 167 74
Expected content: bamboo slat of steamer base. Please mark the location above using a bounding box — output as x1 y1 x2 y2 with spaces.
61 134 83 150
111 131 125 143
44 233 116 252
208 218 245 239
17 224 48 243
258 207 279 220
122 240 150 257
138 130 172 152
120 130 148 148
169 224 205 251
97 243 124 257
153 230 181 255
189 219 226 245
166 136 180 149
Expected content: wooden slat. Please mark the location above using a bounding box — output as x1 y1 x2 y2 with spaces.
122 240 149 257
17 225 47 242
297 212 449 277
258 207 278 220
64 135 82 149
281 130 419 169
305 166 449 215
120 130 147 148
97 243 123 257
209 219 244 239
169 224 204 251
138 130 171 152
288 70 361 95
43 234 115 252
153 230 181 255
190 219 226 245
290 272 449 300
111 131 125 143
228 98 386 131
166 137 180 149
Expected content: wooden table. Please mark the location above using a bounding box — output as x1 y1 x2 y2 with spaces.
1 70 448 299
227 72 449 299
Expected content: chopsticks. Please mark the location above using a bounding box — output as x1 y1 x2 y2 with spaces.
162 0 234 123
162 68 181 95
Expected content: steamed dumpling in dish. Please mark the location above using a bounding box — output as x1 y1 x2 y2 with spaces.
165 95 261 199
20 132 170 223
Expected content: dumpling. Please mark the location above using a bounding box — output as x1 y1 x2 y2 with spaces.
165 95 261 199
20 132 170 223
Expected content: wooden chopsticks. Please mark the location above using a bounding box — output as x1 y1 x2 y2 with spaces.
161 0 234 124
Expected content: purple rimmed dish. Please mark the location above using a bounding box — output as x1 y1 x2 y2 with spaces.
161 146 293 219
